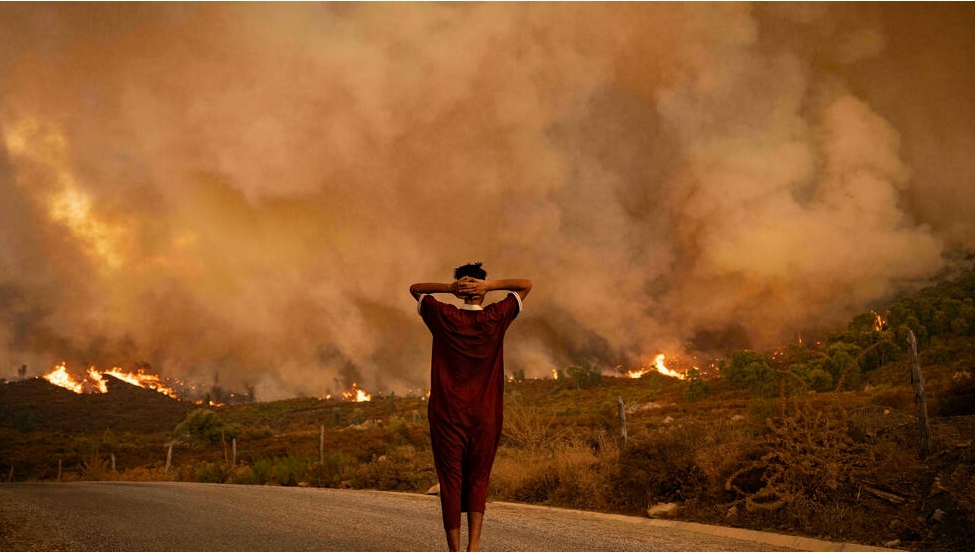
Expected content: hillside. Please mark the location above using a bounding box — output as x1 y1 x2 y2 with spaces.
2 262 975 550
2 372 973 550
0 375 191 433
0 376 193 482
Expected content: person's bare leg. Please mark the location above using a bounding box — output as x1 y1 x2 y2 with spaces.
467 512 484 552
445 528 461 552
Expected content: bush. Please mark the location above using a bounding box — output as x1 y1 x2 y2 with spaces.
268 454 309 486
724 407 867 514
174 409 239 443
80 450 111 481
353 444 434 492
566 359 602 390
502 403 568 451
615 432 706 513
310 451 359 487
721 351 777 397
245 458 274 485
683 368 710 401
490 436 618 512
196 461 231 483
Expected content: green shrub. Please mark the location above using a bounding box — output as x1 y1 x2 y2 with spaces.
174 409 239 443
196 461 230 483
683 367 710 401
310 451 358 487
566 359 602 389
721 351 777 397
269 454 309 486
822 342 862 391
239 458 273 485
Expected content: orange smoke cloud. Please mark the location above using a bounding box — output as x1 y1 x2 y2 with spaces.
1 3 973 399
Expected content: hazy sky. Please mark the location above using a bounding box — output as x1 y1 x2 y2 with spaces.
1 3 973 400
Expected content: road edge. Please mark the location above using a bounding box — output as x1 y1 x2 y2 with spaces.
486 499 899 552
370 490 897 551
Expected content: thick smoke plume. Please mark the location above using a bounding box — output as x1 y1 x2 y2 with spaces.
1 4 973 399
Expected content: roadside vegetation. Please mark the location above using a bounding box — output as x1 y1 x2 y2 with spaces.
2 260 974 550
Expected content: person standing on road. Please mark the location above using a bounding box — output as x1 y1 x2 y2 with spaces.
410 262 532 552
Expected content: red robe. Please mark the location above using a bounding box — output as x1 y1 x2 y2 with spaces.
418 293 522 530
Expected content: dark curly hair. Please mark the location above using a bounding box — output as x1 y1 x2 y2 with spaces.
454 262 487 280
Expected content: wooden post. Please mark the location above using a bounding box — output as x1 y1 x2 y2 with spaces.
319 425 325 463
165 442 174 474
231 438 237 467
110 453 116 473
58 459 62 481
222 432 229 464
906 330 932 456
7 465 13 482
617 396 627 451
778 371 787 417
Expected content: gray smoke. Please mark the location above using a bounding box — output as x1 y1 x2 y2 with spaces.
1 3 972 399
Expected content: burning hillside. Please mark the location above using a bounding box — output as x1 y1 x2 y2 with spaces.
36 362 373 405
43 362 179 398
623 354 688 380
0 372 189 434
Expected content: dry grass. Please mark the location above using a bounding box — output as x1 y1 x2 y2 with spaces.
490 432 620 512
490 388 975 551
3 375 974 550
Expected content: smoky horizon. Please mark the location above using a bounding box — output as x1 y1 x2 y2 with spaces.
1 3 973 400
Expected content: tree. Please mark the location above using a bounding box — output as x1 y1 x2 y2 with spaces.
566 359 602 389
822 342 861 391
721 351 776 397
174 409 239 442
791 361 833 392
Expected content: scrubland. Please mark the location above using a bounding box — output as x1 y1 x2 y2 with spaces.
3 264 975 551
3 370 973 551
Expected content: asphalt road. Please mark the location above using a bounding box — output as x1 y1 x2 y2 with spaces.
0 482 881 551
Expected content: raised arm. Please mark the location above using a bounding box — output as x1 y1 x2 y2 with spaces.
409 282 465 300
461 278 533 300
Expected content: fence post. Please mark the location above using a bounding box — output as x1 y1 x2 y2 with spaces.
165 442 174 474
232 438 237 467
320 425 325 463
617 396 627 451
111 453 116 473
58 459 62 481
907 330 932 457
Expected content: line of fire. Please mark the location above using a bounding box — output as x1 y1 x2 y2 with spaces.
22 351 702 406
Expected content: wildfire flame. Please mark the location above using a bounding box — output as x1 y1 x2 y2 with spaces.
626 354 686 380
42 362 180 398
88 367 108 393
94 368 178 398
625 367 649 379
342 383 372 402
43 363 84 394
871 310 887 332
